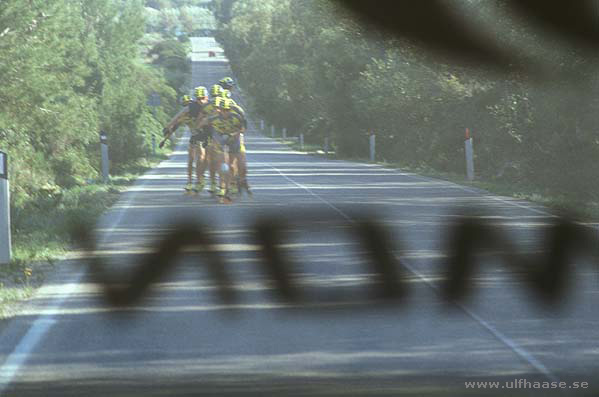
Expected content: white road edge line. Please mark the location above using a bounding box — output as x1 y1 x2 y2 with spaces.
0 135 188 395
270 162 559 383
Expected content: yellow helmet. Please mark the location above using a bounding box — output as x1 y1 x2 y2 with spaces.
210 84 222 97
181 95 192 105
219 89 232 98
195 86 208 98
219 77 235 89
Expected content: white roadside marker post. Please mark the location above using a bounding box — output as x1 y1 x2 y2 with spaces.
282 128 287 139
100 131 110 183
0 151 11 264
147 92 161 155
271 125 275 138
369 132 376 162
300 133 304 150
465 128 475 181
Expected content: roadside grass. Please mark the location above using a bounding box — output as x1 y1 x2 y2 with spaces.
385 161 599 222
0 261 39 319
275 137 335 156
0 152 169 319
272 134 599 221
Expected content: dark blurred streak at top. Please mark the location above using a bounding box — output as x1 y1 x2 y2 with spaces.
335 0 599 73
508 0 599 48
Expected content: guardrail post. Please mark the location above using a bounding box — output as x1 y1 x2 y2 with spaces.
0 151 11 264
369 132 376 162
465 128 474 181
100 131 110 183
299 133 304 150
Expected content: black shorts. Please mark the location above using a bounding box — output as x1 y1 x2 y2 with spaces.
189 134 203 146
227 135 241 154
190 128 210 148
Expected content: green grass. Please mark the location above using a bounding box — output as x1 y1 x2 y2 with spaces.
274 137 335 155
0 284 35 319
0 151 170 319
384 161 599 221
273 135 599 221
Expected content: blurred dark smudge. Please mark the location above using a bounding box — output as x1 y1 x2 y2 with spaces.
71 208 598 312
335 0 599 72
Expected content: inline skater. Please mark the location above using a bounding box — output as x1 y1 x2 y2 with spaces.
217 82 252 196
161 92 206 194
204 84 225 195
188 86 212 193
197 98 245 203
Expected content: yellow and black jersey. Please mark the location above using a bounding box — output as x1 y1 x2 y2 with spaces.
208 112 244 135
207 112 244 146
174 100 216 133
200 98 220 119
229 101 247 129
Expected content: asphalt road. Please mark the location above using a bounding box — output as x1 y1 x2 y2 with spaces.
0 53 598 397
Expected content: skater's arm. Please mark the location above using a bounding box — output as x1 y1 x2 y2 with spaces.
166 107 189 131
160 108 190 148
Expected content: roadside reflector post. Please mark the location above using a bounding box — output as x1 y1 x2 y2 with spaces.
146 92 160 156
0 151 11 264
324 137 329 156
271 125 275 138
465 128 474 181
100 131 110 183
299 133 304 150
369 132 376 162
260 120 264 131
282 128 287 139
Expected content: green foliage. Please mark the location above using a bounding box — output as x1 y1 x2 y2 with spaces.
0 0 175 215
148 39 191 96
144 1 216 36
217 0 599 205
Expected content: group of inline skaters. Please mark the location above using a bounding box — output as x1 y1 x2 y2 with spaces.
160 77 251 203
